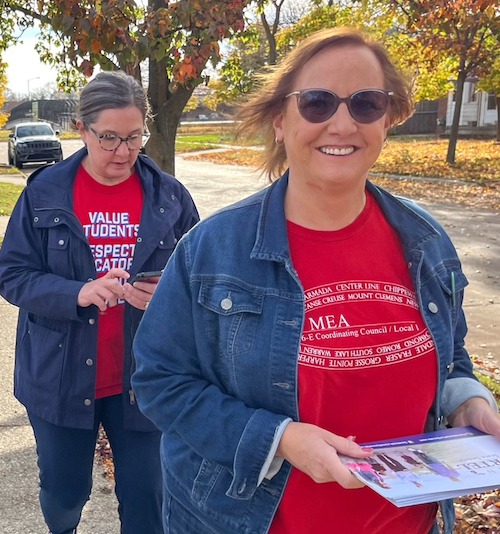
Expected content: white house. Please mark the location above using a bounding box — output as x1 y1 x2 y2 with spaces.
446 79 497 131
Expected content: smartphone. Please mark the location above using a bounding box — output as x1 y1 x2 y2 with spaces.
129 270 164 284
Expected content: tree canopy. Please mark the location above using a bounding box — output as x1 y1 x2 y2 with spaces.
0 0 252 173
388 0 499 162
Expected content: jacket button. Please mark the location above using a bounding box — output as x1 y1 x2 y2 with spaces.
86 358 94 366
447 362 455 374
87 277 94 282
137 237 142 243
428 302 438 313
159 207 165 213
89 318 95 325
220 298 233 311
58 239 65 246
159 240 164 245
54 217 60 223
33 217 39 223
84 399 92 406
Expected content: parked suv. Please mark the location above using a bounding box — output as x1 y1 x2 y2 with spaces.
8 122 63 169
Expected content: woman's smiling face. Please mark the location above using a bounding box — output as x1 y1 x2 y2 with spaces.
273 43 390 193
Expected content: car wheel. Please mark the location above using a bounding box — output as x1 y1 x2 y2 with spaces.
13 153 23 169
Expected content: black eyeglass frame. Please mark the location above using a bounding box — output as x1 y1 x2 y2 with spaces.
87 126 149 152
284 88 394 124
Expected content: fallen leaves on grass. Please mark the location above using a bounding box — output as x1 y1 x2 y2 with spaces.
96 426 115 480
374 140 499 183
370 176 500 211
452 492 500 533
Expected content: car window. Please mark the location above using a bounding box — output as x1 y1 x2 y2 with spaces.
16 127 30 137
16 124 53 137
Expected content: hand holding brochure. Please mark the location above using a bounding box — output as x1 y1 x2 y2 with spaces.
339 426 500 507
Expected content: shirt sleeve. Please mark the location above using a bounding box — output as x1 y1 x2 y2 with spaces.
258 418 292 485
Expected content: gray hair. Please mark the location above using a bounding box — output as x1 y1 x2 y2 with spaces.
75 71 149 127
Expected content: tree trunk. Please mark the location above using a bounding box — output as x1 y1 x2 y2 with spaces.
146 56 194 175
260 12 277 65
496 95 500 142
446 69 467 165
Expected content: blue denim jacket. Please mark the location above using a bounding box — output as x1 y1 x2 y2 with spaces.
132 174 493 533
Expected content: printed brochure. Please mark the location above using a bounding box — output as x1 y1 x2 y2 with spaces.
339 426 500 507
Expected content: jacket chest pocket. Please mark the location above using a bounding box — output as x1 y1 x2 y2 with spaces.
143 229 179 272
198 280 265 358
46 228 75 277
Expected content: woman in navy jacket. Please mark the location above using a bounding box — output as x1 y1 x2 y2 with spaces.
0 71 199 534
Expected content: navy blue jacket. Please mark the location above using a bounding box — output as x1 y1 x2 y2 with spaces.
0 148 199 430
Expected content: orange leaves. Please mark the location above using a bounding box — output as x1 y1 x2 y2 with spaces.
373 139 499 182
175 59 198 82
80 60 94 77
32 0 250 89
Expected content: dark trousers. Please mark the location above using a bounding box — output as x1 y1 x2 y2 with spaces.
28 395 163 534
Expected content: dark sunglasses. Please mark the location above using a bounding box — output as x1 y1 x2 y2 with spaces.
284 88 393 124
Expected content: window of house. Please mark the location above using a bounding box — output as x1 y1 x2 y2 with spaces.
487 93 497 110
468 82 477 102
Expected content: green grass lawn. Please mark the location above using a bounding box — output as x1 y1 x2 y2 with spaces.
0 182 24 216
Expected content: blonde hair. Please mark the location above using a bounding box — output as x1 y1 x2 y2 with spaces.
236 27 414 181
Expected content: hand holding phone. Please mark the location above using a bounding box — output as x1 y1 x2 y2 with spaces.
128 270 164 284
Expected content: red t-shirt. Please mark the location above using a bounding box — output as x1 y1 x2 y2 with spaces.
73 165 143 399
270 192 437 534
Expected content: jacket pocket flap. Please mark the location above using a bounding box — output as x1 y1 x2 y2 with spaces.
47 230 70 250
198 281 264 315
435 265 468 296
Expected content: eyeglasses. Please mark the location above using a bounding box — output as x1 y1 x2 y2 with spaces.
284 88 393 124
88 126 147 152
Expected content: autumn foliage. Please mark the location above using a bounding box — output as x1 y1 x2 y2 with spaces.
40 0 249 87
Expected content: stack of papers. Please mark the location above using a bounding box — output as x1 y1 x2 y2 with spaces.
340 426 500 507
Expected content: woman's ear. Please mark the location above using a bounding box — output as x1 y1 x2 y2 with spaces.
273 114 284 144
76 120 89 144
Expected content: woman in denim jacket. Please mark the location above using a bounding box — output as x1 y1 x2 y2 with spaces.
132 28 500 534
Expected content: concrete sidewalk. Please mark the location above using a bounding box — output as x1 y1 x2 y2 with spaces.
0 154 498 532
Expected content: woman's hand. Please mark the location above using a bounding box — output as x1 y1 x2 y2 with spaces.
77 268 129 312
448 397 500 438
277 422 373 488
123 275 162 311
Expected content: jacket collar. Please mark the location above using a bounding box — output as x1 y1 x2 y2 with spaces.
251 171 440 262
27 147 170 211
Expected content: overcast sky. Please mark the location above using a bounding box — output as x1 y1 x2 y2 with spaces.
4 28 58 97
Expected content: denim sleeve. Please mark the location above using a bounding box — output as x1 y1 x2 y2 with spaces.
442 377 497 417
132 237 289 499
